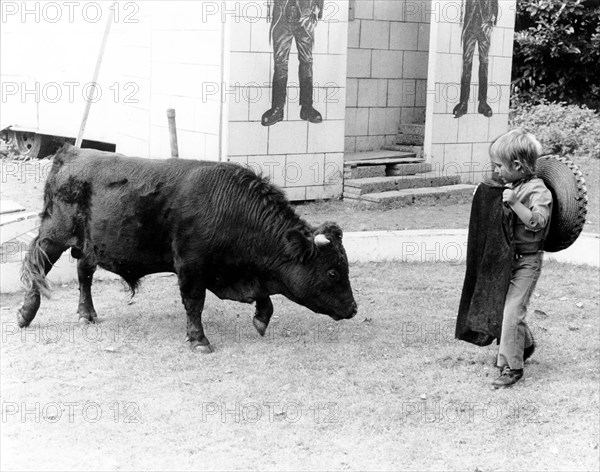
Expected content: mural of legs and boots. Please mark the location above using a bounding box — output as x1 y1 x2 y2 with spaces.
453 0 498 119
262 0 324 127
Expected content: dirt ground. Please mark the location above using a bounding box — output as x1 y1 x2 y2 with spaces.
1 262 598 471
1 154 599 471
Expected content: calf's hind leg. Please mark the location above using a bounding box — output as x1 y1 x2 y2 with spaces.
175 257 213 354
181 290 213 354
177 266 213 353
17 237 67 328
77 257 98 323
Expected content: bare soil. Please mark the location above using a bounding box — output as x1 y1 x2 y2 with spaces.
1 262 598 471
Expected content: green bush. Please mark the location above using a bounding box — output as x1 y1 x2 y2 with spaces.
510 101 600 158
512 0 600 109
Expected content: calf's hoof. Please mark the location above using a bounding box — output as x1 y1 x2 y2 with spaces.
16 309 32 328
78 312 98 324
190 340 214 354
78 308 98 323
252 317 268 337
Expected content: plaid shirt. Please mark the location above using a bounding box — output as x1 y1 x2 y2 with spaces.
508 177 553 253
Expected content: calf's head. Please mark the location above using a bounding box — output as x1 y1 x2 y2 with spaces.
282 222 357 320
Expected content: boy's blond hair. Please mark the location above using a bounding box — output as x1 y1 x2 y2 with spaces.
489 129 543 176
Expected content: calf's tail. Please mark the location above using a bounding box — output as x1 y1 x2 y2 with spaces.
21 236 52 297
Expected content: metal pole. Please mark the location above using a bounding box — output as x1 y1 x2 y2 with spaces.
75 7 114 148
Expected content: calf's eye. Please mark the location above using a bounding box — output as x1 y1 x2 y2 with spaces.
327 269 339 281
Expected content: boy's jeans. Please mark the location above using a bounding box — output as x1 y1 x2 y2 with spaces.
497 251 543 370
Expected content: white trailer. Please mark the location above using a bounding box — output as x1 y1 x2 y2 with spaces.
1 1 225 160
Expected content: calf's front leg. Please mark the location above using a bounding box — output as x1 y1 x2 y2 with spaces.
76 257 98 323
253 296 273 336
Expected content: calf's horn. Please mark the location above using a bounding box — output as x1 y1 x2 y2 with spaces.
314 234 330 247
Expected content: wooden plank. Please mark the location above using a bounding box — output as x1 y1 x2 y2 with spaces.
344 157 424 167
0 200 26 215
344 150 416 162
0 212 40 245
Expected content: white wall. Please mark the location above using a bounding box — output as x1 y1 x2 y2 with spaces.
227 0 349 201
115 1 224 160
345 0 430 152
0 2 121 142
424 0 516 183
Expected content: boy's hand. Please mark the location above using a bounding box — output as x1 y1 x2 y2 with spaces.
503 189 518 205
503 188 534 226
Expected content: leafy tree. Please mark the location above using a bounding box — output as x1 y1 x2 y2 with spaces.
512 0 600 109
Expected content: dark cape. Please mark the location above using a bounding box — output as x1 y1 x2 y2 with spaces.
455 182 514 346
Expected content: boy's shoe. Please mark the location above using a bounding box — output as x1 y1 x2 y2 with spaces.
524 340 536 362
492 366 523 388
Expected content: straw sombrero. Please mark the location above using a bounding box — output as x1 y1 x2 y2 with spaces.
536 155 588 252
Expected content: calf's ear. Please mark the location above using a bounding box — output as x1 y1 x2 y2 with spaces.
284 229 316 262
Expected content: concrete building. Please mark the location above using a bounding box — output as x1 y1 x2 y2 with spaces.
1 0 517 201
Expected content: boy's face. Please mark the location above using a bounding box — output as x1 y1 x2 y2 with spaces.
491 157 523 184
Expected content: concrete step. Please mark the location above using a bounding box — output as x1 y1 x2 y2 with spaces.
385 162 432 176
343 150 421 179
395 133 424 146
344 150 419 166
345 172 460 196
343 192 357 200
345 165 387 179
398 124 425 136
345 162 432 180
383 144 424 160
395 124 425 146
357 184 476 205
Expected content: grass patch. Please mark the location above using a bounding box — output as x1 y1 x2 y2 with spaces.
1 261 598 471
